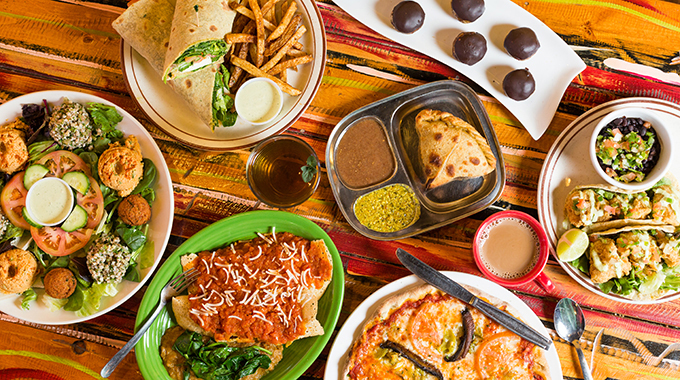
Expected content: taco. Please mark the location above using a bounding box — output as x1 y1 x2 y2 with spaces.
571 224 680 301
564 176 680 231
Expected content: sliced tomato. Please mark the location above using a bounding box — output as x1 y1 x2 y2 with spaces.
0 172 30 230
37 150 91 177
76 176 104 229
30 226 93 256
474 331 522 378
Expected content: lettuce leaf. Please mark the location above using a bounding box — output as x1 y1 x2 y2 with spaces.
212 65 237 129
75 282 119 317
20 288 37 310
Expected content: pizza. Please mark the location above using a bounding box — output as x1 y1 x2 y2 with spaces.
343 284 551 380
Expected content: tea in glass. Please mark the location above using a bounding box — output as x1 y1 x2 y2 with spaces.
246 135 320 208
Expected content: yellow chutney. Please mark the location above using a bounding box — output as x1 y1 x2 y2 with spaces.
354 184 420 233
27 177 74 225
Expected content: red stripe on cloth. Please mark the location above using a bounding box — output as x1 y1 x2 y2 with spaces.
0 368 65 380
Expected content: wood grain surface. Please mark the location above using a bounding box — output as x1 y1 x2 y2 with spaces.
1 0 680 379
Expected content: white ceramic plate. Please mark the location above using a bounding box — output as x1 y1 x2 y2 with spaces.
332 0 585 140
0 90 174 324
121 0 326 151
324 272 562 379
537 97 680 304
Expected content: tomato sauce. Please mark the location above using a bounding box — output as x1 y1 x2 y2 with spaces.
188 232 332 345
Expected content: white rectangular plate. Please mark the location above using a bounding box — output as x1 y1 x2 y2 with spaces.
333 0 586 140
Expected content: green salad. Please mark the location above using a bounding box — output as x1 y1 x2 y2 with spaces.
0 98 158 317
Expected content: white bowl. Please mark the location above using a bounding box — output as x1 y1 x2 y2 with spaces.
25 177 74 226
590 108 674 191
235 77 284 125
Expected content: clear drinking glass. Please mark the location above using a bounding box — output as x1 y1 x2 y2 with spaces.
246 135 320 208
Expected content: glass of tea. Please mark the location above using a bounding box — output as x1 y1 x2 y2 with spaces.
246 135 321 208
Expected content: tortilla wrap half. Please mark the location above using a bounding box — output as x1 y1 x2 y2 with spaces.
112 0 176 76
162 0 235 81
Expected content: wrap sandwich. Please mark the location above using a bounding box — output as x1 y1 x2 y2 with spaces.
162 0 235 82
112 0 237 130
564 176 680 231
414 109 496 189
570 224 680 301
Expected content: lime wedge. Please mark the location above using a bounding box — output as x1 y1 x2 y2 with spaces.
556 228 589 261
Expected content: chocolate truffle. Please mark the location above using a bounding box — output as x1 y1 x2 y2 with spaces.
503 68 535 101
504 27 540 60
451 0 485 23
391 1 425 34
452 31 487 65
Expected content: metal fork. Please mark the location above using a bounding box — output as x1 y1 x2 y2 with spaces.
100 267 199 378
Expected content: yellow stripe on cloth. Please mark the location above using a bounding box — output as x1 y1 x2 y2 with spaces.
0 350 104 379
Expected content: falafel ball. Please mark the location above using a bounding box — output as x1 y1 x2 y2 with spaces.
43 268 77 299
0 120 29 174
0 249 37 294
118 194 151 226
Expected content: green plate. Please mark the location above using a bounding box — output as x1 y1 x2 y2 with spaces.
135 210 345 379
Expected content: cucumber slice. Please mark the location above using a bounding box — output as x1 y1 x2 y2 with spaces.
22 207 43 228
61 205 88 232
62 171 90 195
23 164 49 190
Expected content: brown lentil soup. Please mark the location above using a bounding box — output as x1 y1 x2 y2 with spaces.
336 117 396 189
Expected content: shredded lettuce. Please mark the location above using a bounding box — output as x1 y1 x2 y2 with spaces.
638 269 666 295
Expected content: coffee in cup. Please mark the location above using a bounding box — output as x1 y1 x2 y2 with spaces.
473 210 554 291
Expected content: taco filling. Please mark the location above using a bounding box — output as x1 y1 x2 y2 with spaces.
572 226 680 299
564 183 679 229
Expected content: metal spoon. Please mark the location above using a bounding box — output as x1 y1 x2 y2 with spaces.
554 298 594 380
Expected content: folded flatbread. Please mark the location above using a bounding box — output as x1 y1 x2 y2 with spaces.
112 0 236 130
162 0 235 82
415 109 496 189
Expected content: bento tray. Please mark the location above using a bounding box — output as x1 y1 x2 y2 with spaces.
326 80 505 240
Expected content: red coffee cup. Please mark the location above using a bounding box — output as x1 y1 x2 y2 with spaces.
472 210 554 291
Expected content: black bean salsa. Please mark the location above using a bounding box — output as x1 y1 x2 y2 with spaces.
595 116 660 183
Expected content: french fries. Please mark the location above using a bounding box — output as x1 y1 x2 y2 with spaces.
223 0 312 99
231 56 301 96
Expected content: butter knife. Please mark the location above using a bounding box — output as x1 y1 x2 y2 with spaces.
396 248 552 350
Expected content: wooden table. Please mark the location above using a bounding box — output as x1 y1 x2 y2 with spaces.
1 0 680 379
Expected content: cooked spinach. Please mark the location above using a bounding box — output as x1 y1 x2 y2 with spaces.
173 330 272 380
